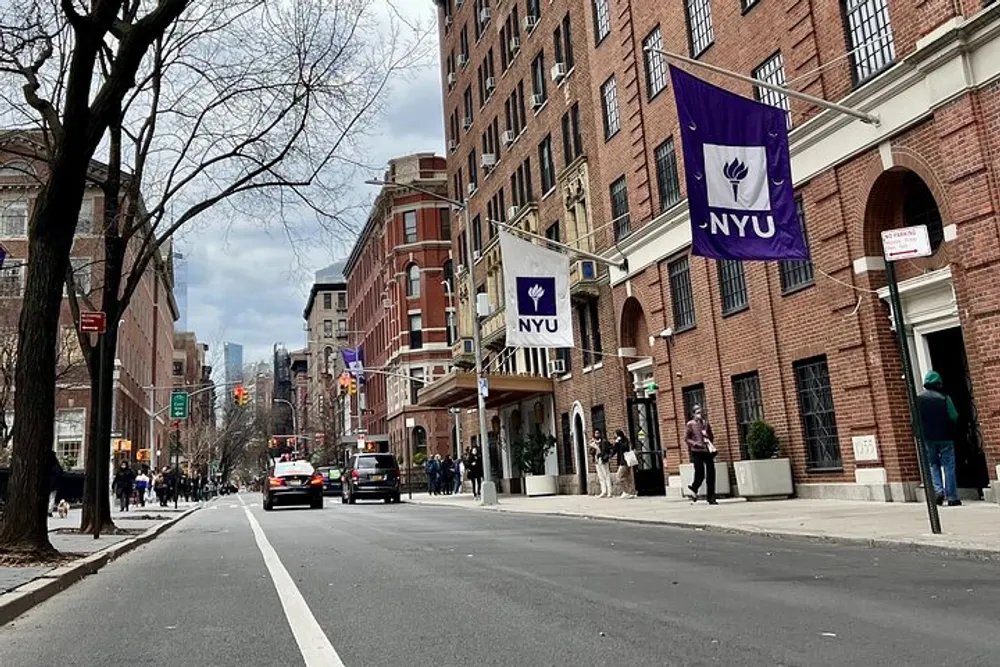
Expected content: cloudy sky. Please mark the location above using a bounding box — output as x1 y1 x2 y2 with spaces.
176 2 444 370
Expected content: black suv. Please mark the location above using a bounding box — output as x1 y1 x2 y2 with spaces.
342 453 401 504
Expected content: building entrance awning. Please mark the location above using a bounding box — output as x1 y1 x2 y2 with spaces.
418 372 554 409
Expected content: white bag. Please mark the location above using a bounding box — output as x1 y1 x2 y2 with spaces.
624 449 639 467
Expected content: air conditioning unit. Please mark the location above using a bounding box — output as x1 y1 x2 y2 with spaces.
550 62 567 82
575 259 597 281
445 15 453 27
509 37 521 53
462 116 472 130
480 152 496 169
506 205 519 220
479 7 491 23
530 93 544 109
447 139 458 153
447 71 456 86
458 53 469 68
547 358 566 375
485 76 496 92
522 15 538 32
467 181 477 195
472 249 481 260
382 298 392 309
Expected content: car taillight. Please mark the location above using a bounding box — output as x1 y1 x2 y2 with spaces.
269 477 284 487
309 474 323 486
351 469 359 480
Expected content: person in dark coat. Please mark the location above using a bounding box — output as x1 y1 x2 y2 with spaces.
112 461 136 512
441 455 455 495
467 447 484 499
685 404 718 504
917 370 961 506
47 450 64 517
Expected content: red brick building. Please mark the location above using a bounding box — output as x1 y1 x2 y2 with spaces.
344 154 455 464
427 1 1000 501
428 0 631 495
574 0 1000 501
1 139 179 472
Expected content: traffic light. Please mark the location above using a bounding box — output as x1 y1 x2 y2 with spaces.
233 385 249 406
349 377 358 396
337 372 351 397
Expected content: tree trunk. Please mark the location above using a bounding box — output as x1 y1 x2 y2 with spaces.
79 319 120 535
0 147 91 557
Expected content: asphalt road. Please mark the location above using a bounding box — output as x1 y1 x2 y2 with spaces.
1 494 998 666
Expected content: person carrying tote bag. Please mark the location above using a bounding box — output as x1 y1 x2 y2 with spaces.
614 430 638 498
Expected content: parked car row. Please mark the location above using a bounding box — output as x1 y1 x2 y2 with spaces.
262 453 401 511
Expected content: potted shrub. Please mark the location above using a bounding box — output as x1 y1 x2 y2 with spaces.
734 420 793 499
511 431 558 497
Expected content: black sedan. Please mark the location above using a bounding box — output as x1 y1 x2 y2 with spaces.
263 461 324 511
316 466 344 497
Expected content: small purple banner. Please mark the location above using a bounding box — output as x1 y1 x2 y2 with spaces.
670 65 809 261
341 347 364 381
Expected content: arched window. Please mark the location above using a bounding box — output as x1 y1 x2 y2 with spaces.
407 263 421 297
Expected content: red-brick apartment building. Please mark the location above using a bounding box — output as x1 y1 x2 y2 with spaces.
425 0 635 496
1 137 178 472
577 0 1000 501
344 154 456 464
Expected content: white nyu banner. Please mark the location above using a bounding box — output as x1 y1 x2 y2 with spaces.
499 231 573 348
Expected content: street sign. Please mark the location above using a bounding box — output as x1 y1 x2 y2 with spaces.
478 377 489 398
881 225 932 261
356 433 366 450
80 311 107 334
136 449 150 462
169 391 189 420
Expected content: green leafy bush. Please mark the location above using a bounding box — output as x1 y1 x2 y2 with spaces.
511 431 556 476
746 420 780 460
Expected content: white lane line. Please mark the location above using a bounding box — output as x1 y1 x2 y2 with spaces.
242 504 347 667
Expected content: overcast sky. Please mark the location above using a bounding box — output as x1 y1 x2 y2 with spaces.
176 2 444 371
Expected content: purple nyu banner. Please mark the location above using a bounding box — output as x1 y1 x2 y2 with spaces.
341 347 364 380
669 66 809 261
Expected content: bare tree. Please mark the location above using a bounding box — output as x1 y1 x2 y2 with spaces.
0 0 426 555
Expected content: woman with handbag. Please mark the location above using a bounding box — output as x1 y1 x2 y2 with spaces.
615 430 638 498
589 429 613 498
685 404 718 504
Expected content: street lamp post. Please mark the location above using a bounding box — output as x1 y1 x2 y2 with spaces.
365 178 496 505
272 397 298 439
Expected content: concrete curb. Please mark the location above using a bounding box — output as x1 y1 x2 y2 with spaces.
0 505 199 626
410 499 1000 561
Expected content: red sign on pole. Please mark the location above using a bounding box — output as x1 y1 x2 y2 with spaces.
79 311 107 334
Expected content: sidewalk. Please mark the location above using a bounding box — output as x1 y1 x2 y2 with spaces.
410 493 1000 557
1 501 201 623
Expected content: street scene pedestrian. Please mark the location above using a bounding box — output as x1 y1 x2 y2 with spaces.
112 461 136 512
590 429 613 498
441 455 454 496
467 446 483 499
615 429 637 498
685 405 718 505
917 370 962 507
46 450 63 517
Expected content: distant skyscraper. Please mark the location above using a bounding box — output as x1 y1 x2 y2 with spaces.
223 342 244 405
173 251 189 331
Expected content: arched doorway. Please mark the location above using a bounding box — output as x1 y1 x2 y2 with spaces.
866 168 988 496
618 297 665 496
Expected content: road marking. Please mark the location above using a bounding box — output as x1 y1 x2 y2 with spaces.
242 504 346 667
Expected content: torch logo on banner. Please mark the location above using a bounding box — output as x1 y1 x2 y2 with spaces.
516 276 557 334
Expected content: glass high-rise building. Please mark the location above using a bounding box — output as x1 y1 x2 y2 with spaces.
223 342 244 404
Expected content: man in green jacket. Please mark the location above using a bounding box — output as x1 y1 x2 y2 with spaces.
916 370 961 506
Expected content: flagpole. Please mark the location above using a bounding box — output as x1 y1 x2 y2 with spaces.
645 47 880 126
488 219 628 271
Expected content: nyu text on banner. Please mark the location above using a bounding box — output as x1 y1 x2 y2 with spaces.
498 231 573 349
669 65 810 261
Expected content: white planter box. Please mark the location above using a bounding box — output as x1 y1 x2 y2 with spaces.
524 474 558 497
734 458 793 498
679 462 731 497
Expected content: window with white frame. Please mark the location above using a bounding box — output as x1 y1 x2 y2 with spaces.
409 314 423 349
55 408 85 469
1 200 28 237
753 51 791 128
643 26 666 99
686 0 714 56
324 320 333 338
409 367 425 405
67 257 92 297
592 0 610 44
601 76 620 140
407 263 421 297
404 210 418 243
843 0 895 84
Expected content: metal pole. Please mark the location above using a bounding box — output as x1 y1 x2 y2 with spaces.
94 334 105 539
647 47 881 126
886 260 941 534
148 388 156 474
490 219 627 270
461 199 497 505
